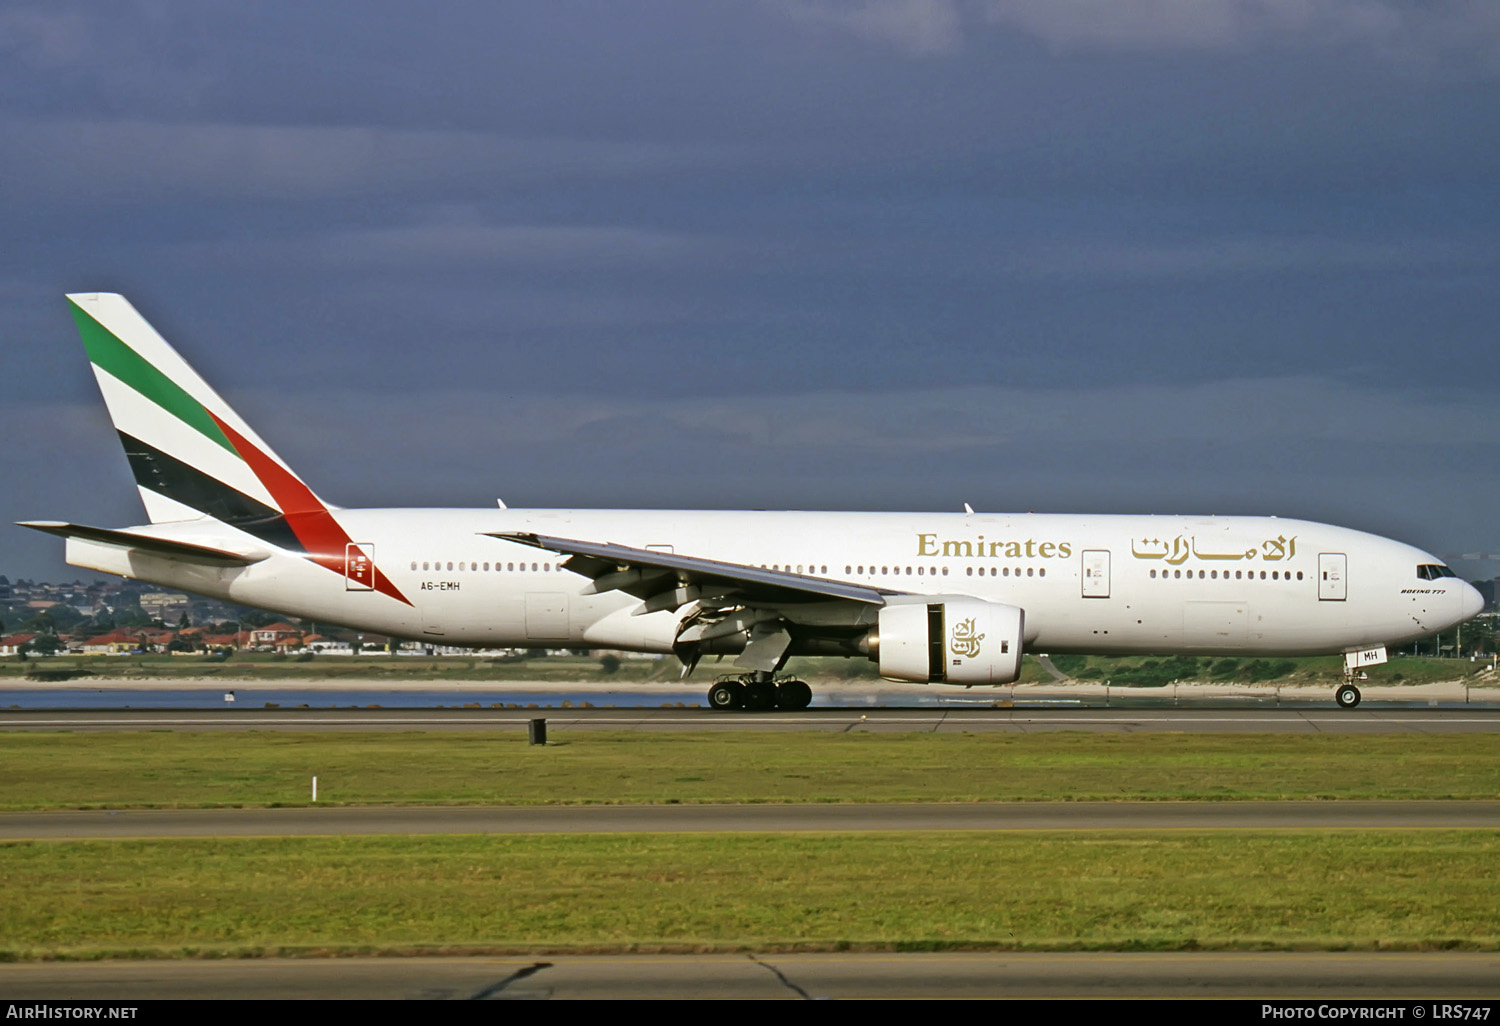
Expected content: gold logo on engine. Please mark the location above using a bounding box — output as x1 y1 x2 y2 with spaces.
951 617 985 659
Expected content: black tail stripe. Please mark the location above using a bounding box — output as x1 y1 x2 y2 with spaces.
117 430 304 552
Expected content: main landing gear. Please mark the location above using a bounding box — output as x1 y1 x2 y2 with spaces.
707 672 813 711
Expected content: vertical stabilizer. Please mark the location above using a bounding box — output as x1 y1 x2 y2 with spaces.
67 292 330 531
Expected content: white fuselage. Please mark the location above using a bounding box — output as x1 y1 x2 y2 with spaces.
70 509 1481 671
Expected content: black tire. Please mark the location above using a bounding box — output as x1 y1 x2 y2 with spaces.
776 680 813 710
742 682 776 711
708 681 741 710
1335 684 1361 709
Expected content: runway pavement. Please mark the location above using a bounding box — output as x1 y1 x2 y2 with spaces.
5 706 1500 732
4 799 1500 840
4 952 1499 999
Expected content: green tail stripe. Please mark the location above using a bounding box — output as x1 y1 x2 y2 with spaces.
69 298 237 456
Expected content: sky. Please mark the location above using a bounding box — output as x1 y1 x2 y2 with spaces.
1 0 1497 583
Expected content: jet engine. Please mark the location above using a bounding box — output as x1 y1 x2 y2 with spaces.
872 597 1024 685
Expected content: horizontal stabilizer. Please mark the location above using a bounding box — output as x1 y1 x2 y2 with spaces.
16 521 269 567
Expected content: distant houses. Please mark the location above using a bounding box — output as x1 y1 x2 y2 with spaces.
77 628 176 655
1 573 542 658
1 619 501 658
249 622 302 649
0 634 37 657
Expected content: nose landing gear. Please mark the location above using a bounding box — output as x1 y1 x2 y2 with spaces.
1335 666 1369 709
1336 648 1384 710
706 672 813 711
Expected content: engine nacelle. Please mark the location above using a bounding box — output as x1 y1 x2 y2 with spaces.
874 597 1024 686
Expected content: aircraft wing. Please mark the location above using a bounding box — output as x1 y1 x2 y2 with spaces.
489 532 894 608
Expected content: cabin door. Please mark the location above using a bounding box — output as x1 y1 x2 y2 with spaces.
526 593 570 641
1082 549 1111 598
1318 552 1347 601
344 543 375 591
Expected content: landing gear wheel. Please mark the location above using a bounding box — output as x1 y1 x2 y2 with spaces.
776 680 813 710
1335 684 1362 709
708 681 742 710
743 681 777 711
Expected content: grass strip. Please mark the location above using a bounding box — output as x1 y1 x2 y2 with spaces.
2 831 1497 959
1 731 1498 810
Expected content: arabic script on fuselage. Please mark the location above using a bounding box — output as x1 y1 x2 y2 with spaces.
1129 535 1297 566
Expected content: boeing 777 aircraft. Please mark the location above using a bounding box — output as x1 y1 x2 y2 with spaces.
21 293 1484 710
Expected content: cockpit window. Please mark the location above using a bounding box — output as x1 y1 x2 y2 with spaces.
1417 564 1457 580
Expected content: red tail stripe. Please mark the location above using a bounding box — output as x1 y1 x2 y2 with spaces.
208 412 412 606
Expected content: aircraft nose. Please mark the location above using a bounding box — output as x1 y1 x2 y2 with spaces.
1461 581 1485 621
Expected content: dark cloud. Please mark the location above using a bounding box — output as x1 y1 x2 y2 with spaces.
1 0 1496 580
